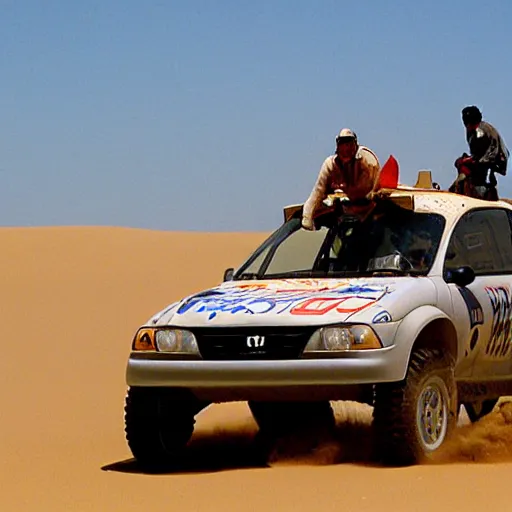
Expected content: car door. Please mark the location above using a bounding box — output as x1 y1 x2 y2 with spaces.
444 207 512 379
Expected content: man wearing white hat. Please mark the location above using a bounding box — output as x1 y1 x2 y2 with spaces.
302 128 381 230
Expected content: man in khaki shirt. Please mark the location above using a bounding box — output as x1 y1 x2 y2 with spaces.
302 128 381 230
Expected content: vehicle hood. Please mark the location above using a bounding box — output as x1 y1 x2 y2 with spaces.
146 277 437 327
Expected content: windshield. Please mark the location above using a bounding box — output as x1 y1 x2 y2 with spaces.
234 202 446 279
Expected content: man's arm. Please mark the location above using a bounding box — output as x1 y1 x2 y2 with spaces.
346 147 381 200
367 153 382 195
477 122 500 165
302 157 332 229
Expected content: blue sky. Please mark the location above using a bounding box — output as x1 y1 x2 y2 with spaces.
2 0 512 231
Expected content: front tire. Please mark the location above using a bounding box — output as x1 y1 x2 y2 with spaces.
124 387 207 470
373 348 458 466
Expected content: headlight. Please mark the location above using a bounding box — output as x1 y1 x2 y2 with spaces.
303 325 382 354
132 328 199 354
155 329 199 353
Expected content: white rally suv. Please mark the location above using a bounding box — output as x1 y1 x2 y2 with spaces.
124 172 512 468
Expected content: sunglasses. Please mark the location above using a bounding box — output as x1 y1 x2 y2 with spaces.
336 137 356 145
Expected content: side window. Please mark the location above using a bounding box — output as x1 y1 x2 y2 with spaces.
445 208 512 275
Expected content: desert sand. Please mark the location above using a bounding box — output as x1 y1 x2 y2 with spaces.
3 225 512 512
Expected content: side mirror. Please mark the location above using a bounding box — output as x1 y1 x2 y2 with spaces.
447 266 475 287
223 267 234 282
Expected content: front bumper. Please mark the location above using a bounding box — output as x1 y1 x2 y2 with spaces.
126 345 406 389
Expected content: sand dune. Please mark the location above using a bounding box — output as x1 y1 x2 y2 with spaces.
3 225 512 512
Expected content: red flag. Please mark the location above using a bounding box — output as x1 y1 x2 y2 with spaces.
378 155 399 189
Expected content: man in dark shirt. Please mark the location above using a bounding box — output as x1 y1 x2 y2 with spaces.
450 105 509 200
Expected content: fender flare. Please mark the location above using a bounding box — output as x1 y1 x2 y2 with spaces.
391 305 458 381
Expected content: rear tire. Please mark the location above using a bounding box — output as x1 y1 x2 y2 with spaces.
373 348 458 466
464 398 499 423
124 387 207 470
248 400 336 462
248 400 335 435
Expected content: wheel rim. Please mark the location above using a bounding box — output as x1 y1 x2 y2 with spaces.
416 378 448 451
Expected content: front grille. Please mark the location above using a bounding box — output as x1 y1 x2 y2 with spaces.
192 326 316 360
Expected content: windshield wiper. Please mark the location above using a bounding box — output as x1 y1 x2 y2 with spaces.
262 270 366 279
262 270 328 279
262 269 424 279
235 272 260 280
369 269 424 277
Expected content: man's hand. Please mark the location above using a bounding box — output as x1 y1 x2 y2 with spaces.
301 216 315 231
455 153 474 173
